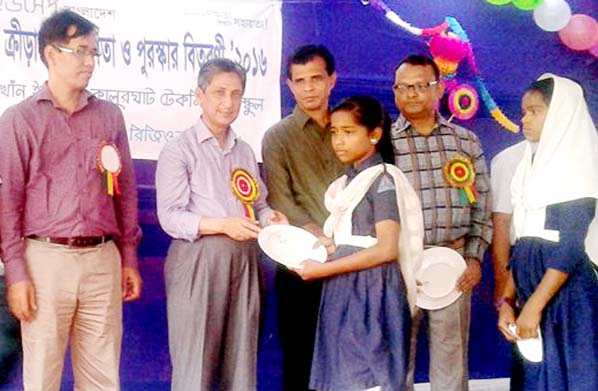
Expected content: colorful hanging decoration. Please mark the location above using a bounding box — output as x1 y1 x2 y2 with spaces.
362 0 520 133
231 168 259 220
96 143 122 197
448 84 479 121
443 155 479 205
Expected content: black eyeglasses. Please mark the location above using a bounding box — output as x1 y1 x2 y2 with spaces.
53 44 100 59
393 80 439 94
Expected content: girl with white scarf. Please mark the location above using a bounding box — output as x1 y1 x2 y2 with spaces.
497 74 598 391
292 96 424 391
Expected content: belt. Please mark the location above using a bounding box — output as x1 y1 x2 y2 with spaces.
28 235 113 248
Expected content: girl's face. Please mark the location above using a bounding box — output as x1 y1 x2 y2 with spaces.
521 91 549 143
330 110 379 166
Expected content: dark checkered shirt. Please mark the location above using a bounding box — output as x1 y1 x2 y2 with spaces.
391 115 492 261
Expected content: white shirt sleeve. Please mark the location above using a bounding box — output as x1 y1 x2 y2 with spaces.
490 141 527 214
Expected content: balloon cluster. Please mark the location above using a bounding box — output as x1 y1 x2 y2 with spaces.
486 0 598 56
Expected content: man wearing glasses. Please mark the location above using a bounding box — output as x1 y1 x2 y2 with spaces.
0 10 142 390
390 55 492 391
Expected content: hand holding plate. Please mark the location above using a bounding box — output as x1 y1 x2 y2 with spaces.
221 216 261 241
313 236 336 256
267 210 289 225
498 304 518 343
292 259 327 280
516 303 542 339
456 258 481 293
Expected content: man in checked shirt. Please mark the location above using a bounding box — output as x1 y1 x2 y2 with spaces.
390 55 492 391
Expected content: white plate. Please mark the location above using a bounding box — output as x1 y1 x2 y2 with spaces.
257 225 327 269
416 247 467 310
509 324 543 363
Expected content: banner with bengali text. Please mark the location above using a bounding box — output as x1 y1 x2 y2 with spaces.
0 0 282 160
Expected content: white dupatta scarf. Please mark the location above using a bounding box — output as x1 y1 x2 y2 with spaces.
511 74 598 265
323 163 424 314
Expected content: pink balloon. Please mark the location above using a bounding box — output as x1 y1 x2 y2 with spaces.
558 14 598 51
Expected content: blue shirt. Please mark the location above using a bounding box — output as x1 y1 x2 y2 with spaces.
156 118 272 241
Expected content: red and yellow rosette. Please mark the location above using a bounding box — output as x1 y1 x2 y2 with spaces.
443 155 479 205
96 142 122 197
231 168 259 220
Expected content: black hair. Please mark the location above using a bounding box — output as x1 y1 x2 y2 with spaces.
525 78 554 106
286 44 335 80
331 96 395 165
395 54 440 80
38 10 98 67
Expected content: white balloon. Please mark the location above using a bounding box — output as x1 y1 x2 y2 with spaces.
533 0 572 32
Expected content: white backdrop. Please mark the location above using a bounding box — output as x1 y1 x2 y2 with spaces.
0 0 282 160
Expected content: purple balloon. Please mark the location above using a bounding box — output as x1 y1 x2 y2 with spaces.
558 14 598 51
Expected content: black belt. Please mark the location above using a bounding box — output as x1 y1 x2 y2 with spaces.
28 235 113 248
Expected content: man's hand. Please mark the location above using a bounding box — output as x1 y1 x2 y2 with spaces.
267 210 289 225
7 280 37 321
221 216 261 241
456 257 481 293
122 267 142 302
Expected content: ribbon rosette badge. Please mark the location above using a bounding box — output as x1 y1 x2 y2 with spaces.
97 143 122 196
231 168 259 220
443 155 479 205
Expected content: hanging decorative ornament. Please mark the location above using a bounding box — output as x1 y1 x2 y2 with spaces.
448 84 479 121
429 32 470 77
96 143 122 196
558 14 598 51
361 2 520 134
512 0 543 11
231 168 259 220
443 155 479 206
533 0 572 32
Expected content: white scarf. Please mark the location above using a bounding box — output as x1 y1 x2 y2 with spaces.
323 163 425 314
511 74 598 265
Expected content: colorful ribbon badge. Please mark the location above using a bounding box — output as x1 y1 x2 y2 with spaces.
96 143 122 197
443 155 479 205
231 168 259 220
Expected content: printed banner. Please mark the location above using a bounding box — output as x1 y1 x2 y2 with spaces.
0 0 282 160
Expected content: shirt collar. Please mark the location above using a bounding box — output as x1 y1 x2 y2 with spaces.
35 82 94 113
346 153 384 180
195 117 238 151
393 112 456 135
292 105 312 129
292 105 332 142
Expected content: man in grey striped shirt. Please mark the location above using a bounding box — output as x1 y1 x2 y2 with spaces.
390 55 492 391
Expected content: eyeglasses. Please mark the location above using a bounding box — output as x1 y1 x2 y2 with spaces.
53 44 99 59
393 80 439 94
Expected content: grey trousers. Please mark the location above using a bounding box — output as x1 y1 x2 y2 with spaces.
165 236 261 391
406 293 472 391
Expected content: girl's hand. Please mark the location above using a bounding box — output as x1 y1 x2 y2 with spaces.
314 236 336 256
516 303 542 339
497 302 518 343
291 260 327 280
